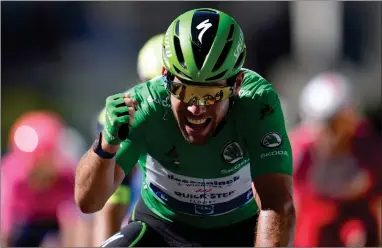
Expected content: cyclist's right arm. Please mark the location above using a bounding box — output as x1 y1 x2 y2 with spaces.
75 92 140 213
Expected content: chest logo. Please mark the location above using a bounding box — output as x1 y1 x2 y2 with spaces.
222 141 244 164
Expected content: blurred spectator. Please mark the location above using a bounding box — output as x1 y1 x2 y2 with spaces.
1 111 87 247
363 103 381 135
291 73 381 246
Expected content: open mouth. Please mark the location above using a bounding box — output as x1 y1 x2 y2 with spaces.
185 117 212 131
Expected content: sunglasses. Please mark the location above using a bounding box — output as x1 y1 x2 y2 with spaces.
163 73 235 106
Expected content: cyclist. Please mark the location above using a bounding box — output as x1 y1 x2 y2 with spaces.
1 111 86 247
291 73 381 246
92 33 165 246
75 8 295 247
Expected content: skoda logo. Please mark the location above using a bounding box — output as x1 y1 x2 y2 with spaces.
222 141 244 164
261 132 282 148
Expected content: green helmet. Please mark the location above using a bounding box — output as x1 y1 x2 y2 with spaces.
162 8 246 83
137 33 165 81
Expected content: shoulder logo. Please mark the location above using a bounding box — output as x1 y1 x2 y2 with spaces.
222 141 244 164
261 132 282 148
196 19 212 43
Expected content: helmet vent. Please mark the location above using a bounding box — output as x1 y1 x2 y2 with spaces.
233 48 245 70
175 20 180 36
174 36 187 69
174 66 191 80
206 70 227 81
212 40 233 72
227 24 235 41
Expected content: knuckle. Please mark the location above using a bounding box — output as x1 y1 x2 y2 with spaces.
124 98 133 106
105 96 113 104
128 107 136 114
107 93 122 103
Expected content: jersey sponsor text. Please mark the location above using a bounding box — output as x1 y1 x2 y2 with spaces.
260 150 288 159
167 174 239 187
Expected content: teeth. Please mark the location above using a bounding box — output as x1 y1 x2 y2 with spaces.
187 117 207 125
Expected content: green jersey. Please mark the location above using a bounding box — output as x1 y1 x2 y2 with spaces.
116 68 292 228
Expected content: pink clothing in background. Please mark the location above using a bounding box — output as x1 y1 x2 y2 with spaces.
1 151 77 236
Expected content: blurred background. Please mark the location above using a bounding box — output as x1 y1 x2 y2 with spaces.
2 1 381 147
1 1 381 247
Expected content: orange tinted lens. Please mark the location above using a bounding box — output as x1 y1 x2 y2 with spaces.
170 83 233 105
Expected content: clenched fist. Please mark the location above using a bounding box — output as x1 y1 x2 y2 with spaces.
102 93 137 145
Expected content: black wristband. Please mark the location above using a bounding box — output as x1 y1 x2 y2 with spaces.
92 132 116 159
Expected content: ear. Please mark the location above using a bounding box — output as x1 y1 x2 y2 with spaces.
162 67 167 76
233 71 244 96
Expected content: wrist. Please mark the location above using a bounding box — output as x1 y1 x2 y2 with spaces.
102 129 121 146
92 132 119 159
101 136 120 154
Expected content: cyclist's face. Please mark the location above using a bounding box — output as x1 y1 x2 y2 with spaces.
318 105 359 156
170 73 243 145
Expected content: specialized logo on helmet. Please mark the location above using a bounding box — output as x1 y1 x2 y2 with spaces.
261 132 282 148
222 141 244 164
196 19 212 43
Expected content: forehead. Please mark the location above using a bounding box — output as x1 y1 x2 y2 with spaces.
173 76 228 87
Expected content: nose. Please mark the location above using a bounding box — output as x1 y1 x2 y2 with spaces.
187 104 207 116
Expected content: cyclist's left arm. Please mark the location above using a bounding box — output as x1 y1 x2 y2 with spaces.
240 83 295 247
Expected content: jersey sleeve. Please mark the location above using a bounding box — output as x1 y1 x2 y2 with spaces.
239 81 292 179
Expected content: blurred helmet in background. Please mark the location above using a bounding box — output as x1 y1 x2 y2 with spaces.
8 110 86 164
9 111 65 154
137 33 165 81
162 8 246 83
299 72 355 124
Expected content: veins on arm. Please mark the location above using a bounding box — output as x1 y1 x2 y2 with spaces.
252 174 296 247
